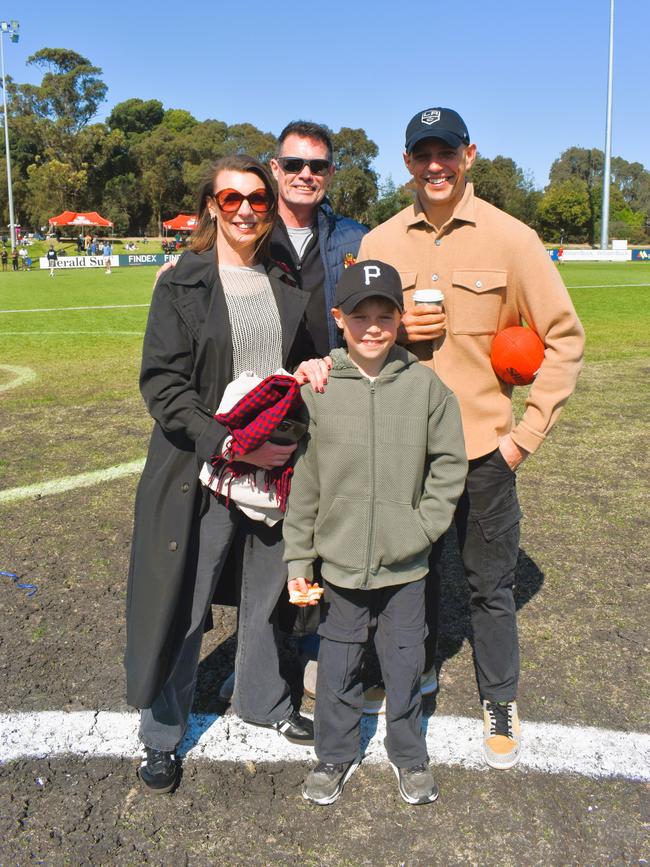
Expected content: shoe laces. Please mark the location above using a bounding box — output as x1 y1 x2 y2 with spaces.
485 701 513 738
315 762 348 776
404 762 429 775
145 748 175 767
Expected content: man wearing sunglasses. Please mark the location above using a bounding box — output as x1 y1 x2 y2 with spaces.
269 121 368 358
357 106 585 770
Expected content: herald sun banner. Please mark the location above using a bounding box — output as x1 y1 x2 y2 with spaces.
39 254 180 269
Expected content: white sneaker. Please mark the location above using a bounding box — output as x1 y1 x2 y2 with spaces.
303 659 318 699
363 668 438 716
362 685 386 715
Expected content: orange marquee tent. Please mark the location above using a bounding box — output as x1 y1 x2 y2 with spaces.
162 214 198 232
48 211 114 228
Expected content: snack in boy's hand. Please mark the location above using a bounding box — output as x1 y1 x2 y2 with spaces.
289 582 324 606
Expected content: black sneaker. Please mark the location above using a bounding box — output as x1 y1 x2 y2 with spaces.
252 709 314 745
302 758 361 805
139 748 179 794
391 762 439 805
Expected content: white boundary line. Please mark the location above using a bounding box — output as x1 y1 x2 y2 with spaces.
0 364 37 393
0 459 145 504
0 304 150 313
565 282 650 289
0 711 647 781
0 331 143 336
0 285 648 313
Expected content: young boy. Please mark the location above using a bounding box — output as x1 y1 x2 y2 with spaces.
283 260 468 806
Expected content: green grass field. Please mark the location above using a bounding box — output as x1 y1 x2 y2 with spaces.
0 260 648 487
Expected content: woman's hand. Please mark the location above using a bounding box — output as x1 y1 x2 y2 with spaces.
287 577 320 607
240 440 297 470
293 356 332 393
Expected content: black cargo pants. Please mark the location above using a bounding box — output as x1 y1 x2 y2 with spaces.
425 447 522 702
315 578 428 768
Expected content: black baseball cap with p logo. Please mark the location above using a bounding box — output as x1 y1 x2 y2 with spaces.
405 107 470 153
333 260 404 314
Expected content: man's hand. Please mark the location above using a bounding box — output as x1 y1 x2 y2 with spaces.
399 304 446 344
241 440 297 470
498 434 529 471
293 356 332 393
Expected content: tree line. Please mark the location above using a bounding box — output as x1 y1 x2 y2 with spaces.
1 48 648 244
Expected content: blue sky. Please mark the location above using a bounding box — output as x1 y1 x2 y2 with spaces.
3 0 647 191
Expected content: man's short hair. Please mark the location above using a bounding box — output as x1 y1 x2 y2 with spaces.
277 120 333 162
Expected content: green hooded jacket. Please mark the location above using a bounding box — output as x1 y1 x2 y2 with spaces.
283 346 468 590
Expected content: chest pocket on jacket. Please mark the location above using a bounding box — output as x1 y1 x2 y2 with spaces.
450 270 507 335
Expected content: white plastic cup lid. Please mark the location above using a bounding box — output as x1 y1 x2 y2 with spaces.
413 289 444 304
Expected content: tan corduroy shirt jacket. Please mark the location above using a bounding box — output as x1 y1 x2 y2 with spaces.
358 183 585 460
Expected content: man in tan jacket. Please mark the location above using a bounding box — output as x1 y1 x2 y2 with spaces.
358 106 585 769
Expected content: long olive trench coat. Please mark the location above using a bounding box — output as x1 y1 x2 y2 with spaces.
125 249 312 709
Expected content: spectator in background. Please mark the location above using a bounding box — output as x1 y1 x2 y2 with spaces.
1 248 7 271
11 248 18 271
47 245 58 277
19 246 28 270
103 240 113 274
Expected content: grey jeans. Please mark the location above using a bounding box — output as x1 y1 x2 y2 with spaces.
139 495 292 751
315 578 428 768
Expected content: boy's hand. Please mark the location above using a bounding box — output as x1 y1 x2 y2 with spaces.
287 578 323 607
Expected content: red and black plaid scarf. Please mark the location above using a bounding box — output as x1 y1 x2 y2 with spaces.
211 374 303 512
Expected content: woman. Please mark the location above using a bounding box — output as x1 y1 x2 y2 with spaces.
126 154 324 794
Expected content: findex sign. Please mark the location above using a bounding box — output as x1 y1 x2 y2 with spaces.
38 253 180 269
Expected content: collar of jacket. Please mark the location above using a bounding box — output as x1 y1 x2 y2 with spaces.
405 181 477 231
316 197 336 234
329 345 418 379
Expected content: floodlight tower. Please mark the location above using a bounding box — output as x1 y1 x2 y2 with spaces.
0 19 19 253
600 0 614 250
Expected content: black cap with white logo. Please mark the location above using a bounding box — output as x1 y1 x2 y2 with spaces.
334 260 404 314
405 107 470 153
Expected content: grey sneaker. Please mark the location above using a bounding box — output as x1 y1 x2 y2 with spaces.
302 758 360 805
419 667 438 696
218 671 235 702
391 762 439 805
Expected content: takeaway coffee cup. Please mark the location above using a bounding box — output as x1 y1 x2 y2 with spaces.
413 289 444 307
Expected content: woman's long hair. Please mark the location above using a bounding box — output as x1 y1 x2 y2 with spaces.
190 154 278 265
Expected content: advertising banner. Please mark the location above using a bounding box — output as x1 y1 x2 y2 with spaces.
39 255 119 269
38 253 180 269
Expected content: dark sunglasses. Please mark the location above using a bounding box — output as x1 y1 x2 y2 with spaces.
213 187 272 214
276 157 332 176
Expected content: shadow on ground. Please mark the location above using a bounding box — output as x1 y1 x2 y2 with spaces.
189 525 545 729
